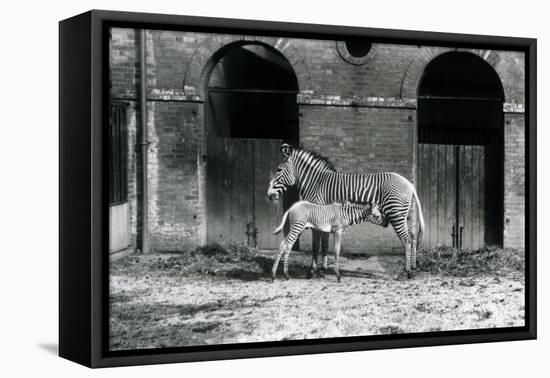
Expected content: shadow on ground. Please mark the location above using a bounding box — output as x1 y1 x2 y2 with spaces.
38 343 58 355
225 252 404 281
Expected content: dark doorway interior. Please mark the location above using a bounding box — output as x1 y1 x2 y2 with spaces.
417 52 505 249
206 43 300 249
207 44 299 141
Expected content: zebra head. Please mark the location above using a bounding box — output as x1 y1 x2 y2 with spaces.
342 201 375 225
267 144 296 202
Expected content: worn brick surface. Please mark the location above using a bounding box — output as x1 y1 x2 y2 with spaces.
504 114 526 250
109 27 526 253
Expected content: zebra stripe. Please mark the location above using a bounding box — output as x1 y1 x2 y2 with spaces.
267 145 425 278
271 201 374 281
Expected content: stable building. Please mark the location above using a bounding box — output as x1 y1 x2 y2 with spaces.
108 28 525 256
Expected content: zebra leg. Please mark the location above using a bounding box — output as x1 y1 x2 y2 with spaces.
309 228 321 278
319 231 330 277
334 231 343 282
283 246 292 280
282 224 303 280
410 229 418 270
409 204 419 270
390 216 413 279
403 242 413 279
271 241 287 281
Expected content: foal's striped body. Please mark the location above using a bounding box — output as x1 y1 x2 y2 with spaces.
271 201 374 281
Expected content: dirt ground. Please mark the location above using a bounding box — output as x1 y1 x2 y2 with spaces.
109 249 525 351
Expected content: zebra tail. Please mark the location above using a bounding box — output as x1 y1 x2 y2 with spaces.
412 189 425 250
274 209 290 235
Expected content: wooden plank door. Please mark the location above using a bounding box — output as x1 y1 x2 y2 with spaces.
207 138 254 245
253 139 283 249
207 138 283 249
458 145 485 250
418 144 457 248
418 144 486 249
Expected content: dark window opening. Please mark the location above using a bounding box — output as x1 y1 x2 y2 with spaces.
418 98 503 145
418 51 505 101
344 41 372 58
109 103 128 204
207 43 299 142
418 52 505 144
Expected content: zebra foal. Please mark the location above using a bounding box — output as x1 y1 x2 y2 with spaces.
271 200 378 282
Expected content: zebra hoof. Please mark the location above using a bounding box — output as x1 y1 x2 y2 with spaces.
407 271 414 279
337 276 342 283
306 270 314 279
284 275 290 281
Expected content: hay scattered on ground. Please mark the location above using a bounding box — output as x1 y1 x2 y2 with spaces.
417 246 524 276
109 244 525 350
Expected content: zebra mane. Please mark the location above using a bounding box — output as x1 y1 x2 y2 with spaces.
293 148 336 171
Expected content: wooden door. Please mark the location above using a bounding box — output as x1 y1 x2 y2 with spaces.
253 139 284 249
207 138 282 249
207 139 254 245
418 144 487 250
457 146 486 250
418 144 456 248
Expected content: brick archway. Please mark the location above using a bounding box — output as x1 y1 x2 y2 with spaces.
183 36 313 98
415 50 506 249
400 47 510 101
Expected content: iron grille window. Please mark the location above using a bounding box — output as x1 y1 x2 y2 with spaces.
109 103 128 204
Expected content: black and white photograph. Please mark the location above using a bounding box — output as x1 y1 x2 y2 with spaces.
107 26 527 351
4 0 549 374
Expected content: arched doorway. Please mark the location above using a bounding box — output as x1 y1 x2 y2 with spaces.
417 51 505 249
205 43 299 249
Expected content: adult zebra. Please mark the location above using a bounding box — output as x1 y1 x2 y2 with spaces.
267 144 425 278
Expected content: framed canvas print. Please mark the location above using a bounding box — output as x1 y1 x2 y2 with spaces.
59 10 537 368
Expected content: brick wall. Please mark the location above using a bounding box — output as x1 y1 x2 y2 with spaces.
126 103 138 249
503 113 526 250
110 27 526 253
110 28 208 252
495 52 525 104
110 28 138 97
146 101 206 251
284 40 418 98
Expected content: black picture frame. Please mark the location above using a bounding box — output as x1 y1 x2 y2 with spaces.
59 9 537 368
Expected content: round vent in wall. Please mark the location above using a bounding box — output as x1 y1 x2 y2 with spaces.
336 40 375 65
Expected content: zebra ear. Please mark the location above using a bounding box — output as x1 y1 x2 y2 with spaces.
280 143 292 158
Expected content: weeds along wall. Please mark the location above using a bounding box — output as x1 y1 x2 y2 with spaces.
109 28 525 254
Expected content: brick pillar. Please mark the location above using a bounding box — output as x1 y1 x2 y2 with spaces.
503 113 525 250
